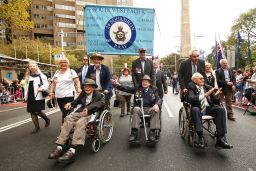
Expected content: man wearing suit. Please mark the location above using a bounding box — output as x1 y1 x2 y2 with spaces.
188 72 233 149
86 52 113 110
215 59 236 121
48 79 105 162
178 49 205 95
152 59 167 98
132 48 155 89
76 55 89 84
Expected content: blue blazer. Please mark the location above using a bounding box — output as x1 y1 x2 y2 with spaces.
86 64 113 97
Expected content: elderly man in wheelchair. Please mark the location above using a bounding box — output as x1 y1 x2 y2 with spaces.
113 75 162 143
48 79 110 162
186 72 233 149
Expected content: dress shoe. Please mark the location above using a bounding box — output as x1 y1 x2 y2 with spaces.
128 129 138 142
31 128 40 134
216 137 233 149
195 137 205 149
45 118 50 127
228 117 236 121
48 148 63 159
148 130 156 142
57 150 75 163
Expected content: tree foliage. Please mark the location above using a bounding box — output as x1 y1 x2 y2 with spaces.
0 0 33 43
112 55 137 76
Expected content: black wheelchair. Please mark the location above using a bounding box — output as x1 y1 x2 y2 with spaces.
65 105 113 153
129 98 161 143
178 101 226 147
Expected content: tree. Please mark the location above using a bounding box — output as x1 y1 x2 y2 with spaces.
112 55 137 76
0 0 33 43
160 53 180 74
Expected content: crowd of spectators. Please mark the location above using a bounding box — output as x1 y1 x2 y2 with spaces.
0 78 25 104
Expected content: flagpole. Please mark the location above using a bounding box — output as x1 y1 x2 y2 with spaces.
218 33 224 58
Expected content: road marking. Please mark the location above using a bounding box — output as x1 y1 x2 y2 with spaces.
163 102 174 118
0 106 26 113
0 109 60 133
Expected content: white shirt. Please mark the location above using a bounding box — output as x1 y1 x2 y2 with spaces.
223 69 230 82
196 85 210 107
82 65 88 83
141 60 145 72
95 68 102 90
86 93 93 105
53 69 78 98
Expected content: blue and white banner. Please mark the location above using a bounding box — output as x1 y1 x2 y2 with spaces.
84 5 155 55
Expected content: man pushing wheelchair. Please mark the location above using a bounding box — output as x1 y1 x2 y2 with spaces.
113 75 162 143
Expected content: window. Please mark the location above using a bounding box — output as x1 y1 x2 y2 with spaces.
57 22 76 28
55 14 75 20
55 4 75 11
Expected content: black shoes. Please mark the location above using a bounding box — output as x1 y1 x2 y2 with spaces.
195 137 206 149
45 118 50 127
148 130 156 142
228 116 236 121
31 128 40 134
216 137 233 149
48 148 63 159
57 150 75 163
129 129 139 142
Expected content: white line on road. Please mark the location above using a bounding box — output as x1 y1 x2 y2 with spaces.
0 106 26 113
164 102 174 118
0 109 60 133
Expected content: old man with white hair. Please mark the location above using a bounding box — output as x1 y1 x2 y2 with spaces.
215 59 236 121
187 72 233 149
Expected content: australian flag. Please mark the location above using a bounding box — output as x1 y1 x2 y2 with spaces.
216 41 223 69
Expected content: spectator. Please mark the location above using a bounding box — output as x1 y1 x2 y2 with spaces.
119 68 133 117
234 69 244 105
172 71 179 95
204 62 217 88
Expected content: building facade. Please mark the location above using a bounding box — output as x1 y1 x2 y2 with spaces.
30 0 133 47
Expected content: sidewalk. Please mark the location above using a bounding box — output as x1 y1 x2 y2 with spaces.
232 102 256 114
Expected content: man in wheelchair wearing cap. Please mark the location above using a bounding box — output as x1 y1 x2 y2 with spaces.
113 75 162 142
188 72 233 149
48 79 105 162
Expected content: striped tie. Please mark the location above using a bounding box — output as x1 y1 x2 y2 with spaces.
198 88 206 115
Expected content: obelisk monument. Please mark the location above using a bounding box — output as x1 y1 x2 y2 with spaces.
180 0 191 58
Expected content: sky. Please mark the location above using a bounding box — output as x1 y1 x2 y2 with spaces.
133 0 256 57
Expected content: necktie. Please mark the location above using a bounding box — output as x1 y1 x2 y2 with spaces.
82 66 87 83
192 64 196 74
198 88 206 115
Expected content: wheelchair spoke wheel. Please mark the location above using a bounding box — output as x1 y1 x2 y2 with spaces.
179 107 187 138
98 110 113 143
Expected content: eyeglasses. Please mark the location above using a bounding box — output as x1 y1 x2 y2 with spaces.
198 77 204 80
192 55 199 57
83 59 88 61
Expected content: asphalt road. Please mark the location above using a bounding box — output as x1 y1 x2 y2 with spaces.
0 87 256 171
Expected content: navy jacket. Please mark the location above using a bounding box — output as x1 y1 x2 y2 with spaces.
86 64 113 97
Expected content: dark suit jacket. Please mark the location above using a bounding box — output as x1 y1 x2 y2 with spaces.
86 64 113 97
155 69 167 98
76 65 88 84
215 68 236 95
70 91 105 115
116 85 162 107
132 58 155 89
187 82 220 109
178 59 205 89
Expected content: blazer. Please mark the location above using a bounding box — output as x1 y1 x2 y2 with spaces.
116 84 162 108
70 91 105 115
24 73 49 101
86 64 113 97
155 69 167 98
187 82 220 109
215 68 236 94
178 58 205 89
76 65 88 84
132 58 155 89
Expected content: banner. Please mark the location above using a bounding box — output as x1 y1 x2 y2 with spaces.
84 5 155 55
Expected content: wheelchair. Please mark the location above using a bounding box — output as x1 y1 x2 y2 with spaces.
178 101 220 147
65 104 113 153
129 98 161 143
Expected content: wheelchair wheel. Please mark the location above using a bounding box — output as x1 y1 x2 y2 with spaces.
92 138 101 153
98 110 113 143
179 107 188 138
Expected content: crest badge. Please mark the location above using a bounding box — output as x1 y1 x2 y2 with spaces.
105 16 136 50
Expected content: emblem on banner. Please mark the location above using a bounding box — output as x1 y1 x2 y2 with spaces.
105 16 136 50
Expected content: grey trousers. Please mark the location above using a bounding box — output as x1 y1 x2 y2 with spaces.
132 106 160 130
221 91 234 118
56 112 89 146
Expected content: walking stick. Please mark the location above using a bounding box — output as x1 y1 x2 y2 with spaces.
140 98 148 141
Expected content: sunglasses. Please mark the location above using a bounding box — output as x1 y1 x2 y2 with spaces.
192 55 199 57
83 58 88 61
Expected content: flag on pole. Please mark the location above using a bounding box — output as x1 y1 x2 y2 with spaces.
215 34 223 69
248 31 252 65
237 31 242 68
